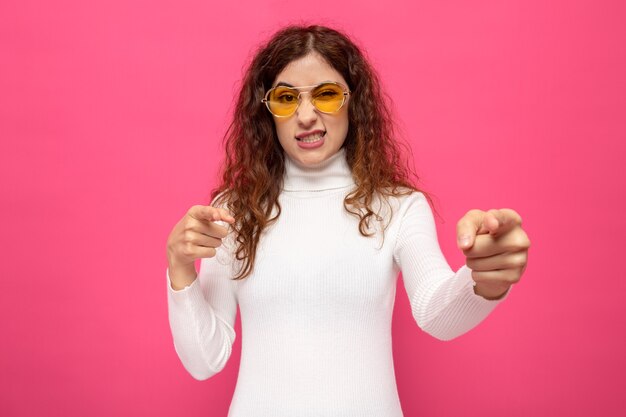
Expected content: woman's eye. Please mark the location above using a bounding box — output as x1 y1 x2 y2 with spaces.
316 90 339 99
277 94 297 102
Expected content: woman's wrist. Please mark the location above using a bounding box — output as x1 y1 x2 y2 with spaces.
473 282 510 300
168 261 197 290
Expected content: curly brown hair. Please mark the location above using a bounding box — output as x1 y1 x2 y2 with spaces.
211 24 435 280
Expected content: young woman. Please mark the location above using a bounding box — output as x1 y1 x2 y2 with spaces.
165 25 530 416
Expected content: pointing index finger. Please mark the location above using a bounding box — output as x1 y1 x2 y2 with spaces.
487 208 522 236
190 205 235 224
217 208 236 224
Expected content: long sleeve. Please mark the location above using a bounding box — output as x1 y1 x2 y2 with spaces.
166 222 238 380
392 192 511 341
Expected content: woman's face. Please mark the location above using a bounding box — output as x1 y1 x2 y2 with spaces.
270 52 350 167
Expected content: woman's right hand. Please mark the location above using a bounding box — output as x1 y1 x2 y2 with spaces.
166 205 235 289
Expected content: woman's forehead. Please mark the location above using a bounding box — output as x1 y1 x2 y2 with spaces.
273 52 347 87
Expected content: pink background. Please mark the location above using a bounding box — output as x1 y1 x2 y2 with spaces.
1 0 624 416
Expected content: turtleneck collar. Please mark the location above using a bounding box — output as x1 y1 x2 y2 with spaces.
282 147 356 192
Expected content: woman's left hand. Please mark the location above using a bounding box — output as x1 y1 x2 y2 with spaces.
456 208 531 300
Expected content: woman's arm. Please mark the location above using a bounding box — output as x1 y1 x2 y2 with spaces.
392 192 510 341
166 223 239 380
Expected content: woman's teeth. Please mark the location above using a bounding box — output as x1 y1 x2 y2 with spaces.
299 132 325 143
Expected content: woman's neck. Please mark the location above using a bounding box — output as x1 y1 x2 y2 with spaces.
282 148 355 192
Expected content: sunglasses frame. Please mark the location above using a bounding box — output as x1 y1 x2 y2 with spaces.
261 81 351 118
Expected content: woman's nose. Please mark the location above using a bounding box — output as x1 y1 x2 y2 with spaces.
295 95 318 126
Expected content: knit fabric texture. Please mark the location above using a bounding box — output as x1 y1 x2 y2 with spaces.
166 147 510 416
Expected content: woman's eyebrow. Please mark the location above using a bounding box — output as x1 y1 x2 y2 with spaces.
273 81 336 88
274 81 295 88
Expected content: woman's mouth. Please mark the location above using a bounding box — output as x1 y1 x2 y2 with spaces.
296 131 326 143
295 131 326 149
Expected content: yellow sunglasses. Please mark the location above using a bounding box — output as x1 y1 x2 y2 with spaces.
261 81 351 117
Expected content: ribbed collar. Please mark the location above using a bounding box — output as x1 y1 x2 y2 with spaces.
283 147 356 191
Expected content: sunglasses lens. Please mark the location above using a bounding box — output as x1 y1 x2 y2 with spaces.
267 86 299 116
312 83 346 113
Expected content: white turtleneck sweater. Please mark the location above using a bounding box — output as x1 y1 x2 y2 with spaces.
166 148 511 417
